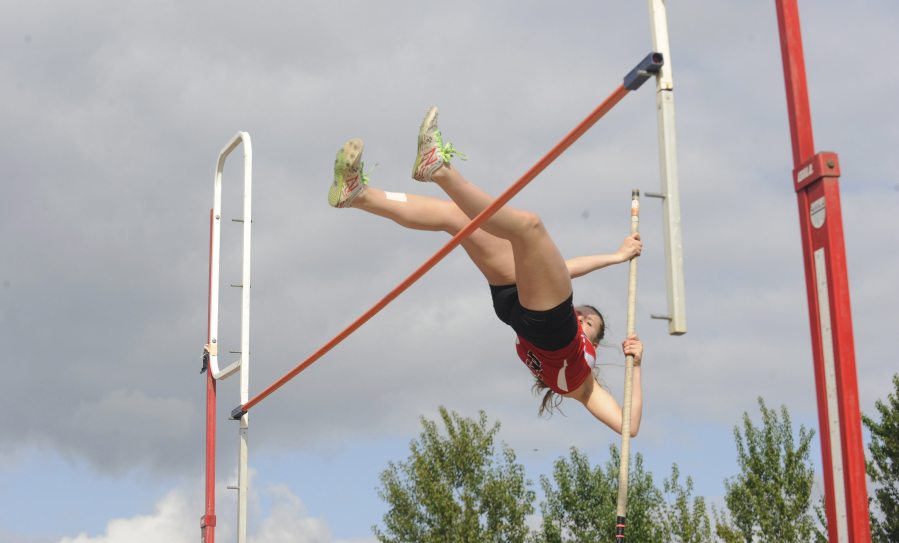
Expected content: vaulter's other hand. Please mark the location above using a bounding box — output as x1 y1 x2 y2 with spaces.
616 233 642 263
622 334 643 366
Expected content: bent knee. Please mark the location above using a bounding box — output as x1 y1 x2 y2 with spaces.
515 210 545 236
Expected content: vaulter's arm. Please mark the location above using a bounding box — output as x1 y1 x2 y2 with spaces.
565 233 642 279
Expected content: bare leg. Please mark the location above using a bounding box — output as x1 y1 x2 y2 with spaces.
431 164 572 311
351 186 516 286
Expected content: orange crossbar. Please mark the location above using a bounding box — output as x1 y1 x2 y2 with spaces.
238 84 630 415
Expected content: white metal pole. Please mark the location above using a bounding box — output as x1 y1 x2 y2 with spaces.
236 134 252 543
208 133 252 380
208 131 252 543
648 0 687 335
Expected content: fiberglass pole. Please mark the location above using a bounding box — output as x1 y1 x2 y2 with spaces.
616 190 640 542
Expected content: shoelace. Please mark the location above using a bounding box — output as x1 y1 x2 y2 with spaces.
435 131 468 163
360 162 377 185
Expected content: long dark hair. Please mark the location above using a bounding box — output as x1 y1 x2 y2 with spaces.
532 305 607 417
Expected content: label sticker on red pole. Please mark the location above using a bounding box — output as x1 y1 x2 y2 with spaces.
810 197 826 229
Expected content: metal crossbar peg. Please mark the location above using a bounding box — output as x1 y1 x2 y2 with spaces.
644 192 666 199
624 52 664 90
230 406 248 420
651 314 672 320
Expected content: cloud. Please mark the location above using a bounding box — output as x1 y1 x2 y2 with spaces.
57 487 200 543
54 476 376 543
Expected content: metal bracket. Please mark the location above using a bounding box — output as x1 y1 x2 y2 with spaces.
793 151 840 192
230 406 247 420
624 52 664 91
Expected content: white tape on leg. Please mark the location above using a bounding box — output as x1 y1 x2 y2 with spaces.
385 192 407 202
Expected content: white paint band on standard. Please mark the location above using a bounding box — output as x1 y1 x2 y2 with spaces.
814 247 849 543
386 192 407 202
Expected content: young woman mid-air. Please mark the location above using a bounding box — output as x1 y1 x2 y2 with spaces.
327 107 644 436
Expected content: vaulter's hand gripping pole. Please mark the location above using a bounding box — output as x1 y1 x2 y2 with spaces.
616 190 640 542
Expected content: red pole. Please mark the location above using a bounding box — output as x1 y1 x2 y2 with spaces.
237 84 631 415
775 2 870 542
201 209 216 543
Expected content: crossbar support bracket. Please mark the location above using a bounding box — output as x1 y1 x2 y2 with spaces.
624 52 664 90
231 406 248 420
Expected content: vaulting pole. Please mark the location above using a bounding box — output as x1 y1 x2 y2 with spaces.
615 190 640 542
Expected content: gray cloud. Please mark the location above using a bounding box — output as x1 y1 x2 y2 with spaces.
1 0 896 493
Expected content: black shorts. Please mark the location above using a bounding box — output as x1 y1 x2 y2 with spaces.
490 284 578 352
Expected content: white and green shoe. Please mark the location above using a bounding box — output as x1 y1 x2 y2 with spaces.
411 107 467 182
329 139 373 208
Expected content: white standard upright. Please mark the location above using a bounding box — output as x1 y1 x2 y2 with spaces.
647 0 687 335
207 131 253 543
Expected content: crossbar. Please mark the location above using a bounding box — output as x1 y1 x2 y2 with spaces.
234 82 633 417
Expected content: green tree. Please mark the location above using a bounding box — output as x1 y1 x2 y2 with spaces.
662 464 711 543
862 373 899 542
714 398 817 543
534 445 667 542
812 496 828 543
372 407 535 543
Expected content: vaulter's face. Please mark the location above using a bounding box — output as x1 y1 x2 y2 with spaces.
575 307 602 347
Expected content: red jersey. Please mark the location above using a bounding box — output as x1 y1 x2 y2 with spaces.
515 320 595 395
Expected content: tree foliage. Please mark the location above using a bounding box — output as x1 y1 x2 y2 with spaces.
534 445 669 542
714 398 817 543
812 496 829 543
862 373 899 542
372 407 535 543
662 464 711 543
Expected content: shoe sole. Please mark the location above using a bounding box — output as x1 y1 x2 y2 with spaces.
329 138 363 207
412 107 439 180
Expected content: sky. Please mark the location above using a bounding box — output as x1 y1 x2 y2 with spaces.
1 0 898 541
